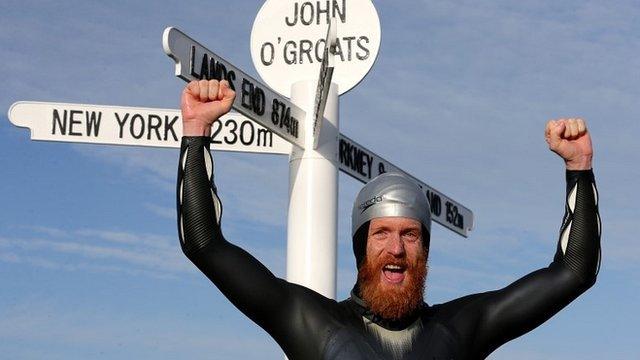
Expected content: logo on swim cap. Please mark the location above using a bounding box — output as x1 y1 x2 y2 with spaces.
359 196 384 214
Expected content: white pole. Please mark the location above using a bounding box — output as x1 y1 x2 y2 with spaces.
287 80 339 299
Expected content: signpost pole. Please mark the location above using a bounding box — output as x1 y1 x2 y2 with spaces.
287 80 339 299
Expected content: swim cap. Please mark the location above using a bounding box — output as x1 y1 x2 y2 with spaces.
351 173 432 268
352 173 431 237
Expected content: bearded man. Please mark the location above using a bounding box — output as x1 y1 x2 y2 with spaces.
176 79 601 359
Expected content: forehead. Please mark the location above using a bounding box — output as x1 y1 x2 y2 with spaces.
369 217 422 230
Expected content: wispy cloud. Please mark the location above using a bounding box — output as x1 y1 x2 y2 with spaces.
1 226 190 279
144 202 176 220
0 298 280 359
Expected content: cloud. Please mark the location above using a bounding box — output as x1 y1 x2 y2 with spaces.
0 225 191 279
0 298 281 359
144 202 177 220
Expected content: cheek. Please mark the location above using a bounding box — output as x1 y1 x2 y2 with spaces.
365 241 385 258
406 245 425 262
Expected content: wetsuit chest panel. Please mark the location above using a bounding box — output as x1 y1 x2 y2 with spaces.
322 313 463 360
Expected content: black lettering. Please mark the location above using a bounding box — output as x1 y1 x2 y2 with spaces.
300 2 314 25
272 99 280 125
199 53 210 80
333 38 345 61
115 112 129 138
356 149 367 176
253 87 266 116
445 201 463 228
213 61 226 81
340 139 356 171
378 162 386 175
224 119 238 144
226 71 237 91
364 153 373 178
85 111 102 137
356 37 370 60
211 120 222 144
261 42 275 66
69 110 82 136
130 114 145 139
164 115 179 141
299 40 314 64
207 57 216 80
427 191 442 216
241 79 253 110
285 2 298 26
333 0 346 23
339 139 348 165
350 144 357 170
148 115 162 140
315 39 326 62
343 143 351 168
284 41 297 65
292 118 299 138
52 109 67 135
343 36 355 61
240 121 255 145
256 128 271 147
316 1 329 24
189 46 200 78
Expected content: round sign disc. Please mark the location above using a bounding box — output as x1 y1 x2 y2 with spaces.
251 0 381 97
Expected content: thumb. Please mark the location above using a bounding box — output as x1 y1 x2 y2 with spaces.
181 81 199 111
552 120 566 141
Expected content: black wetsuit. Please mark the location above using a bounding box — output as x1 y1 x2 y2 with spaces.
176 137 601 359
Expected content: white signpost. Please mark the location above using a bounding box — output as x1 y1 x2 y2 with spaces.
337 134 473 236
8 0 474 306
8 102 291 154
163 27 306 149
250 0 381 97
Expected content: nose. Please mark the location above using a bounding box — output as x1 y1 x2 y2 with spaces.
386 233 405 257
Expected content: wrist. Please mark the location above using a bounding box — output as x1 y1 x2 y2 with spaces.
183 122 212 137
565 155 592 170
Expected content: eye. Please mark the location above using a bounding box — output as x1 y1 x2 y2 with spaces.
370 229 388 240
402 230 420 242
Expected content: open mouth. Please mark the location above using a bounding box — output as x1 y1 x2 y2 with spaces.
382 264 406 284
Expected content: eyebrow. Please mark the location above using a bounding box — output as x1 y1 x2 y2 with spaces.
369 225 422 233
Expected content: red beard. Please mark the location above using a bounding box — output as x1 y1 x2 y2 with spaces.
358 250 427 321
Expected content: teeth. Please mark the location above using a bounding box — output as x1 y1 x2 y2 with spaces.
385 265 402 270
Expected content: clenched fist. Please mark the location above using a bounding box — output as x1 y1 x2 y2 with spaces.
545 118 593 170
181 79 236 136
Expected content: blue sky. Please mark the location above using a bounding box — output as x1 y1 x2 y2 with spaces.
1 0 639 359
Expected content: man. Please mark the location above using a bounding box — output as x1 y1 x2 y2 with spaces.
176 79 601 359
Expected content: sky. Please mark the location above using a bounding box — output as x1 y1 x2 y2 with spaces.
1 0 639 359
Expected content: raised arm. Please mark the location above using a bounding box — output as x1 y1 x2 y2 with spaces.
177 80 296 333
466 119 601 357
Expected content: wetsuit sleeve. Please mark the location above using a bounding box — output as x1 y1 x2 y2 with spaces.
176 136 298 334
467 170 601 357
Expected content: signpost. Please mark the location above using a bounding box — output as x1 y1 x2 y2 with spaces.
163 27 306 149
337 134 473 236
8 0 475 303
250 0 381 97
8 102 291 155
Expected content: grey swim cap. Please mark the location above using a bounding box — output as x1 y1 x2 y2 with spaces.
352 172 432 237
